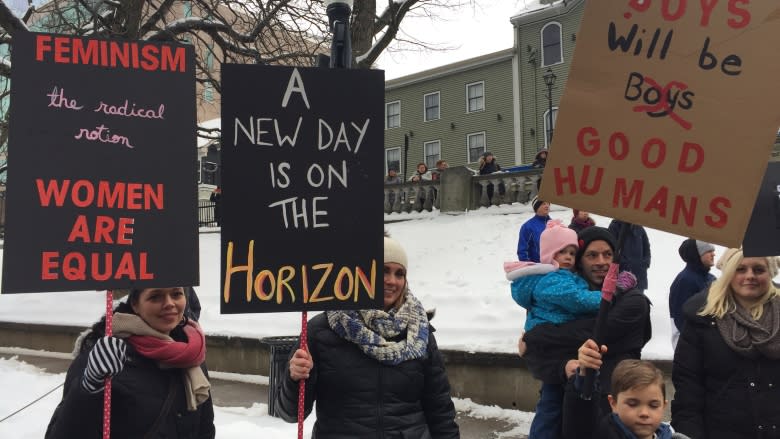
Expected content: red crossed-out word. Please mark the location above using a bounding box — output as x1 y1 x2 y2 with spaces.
631 76 692 131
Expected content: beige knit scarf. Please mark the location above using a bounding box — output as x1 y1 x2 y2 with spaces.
113 313 210 411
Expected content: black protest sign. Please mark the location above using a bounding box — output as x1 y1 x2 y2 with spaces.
2 32 198 294
220 64 383 313
743 161 780 257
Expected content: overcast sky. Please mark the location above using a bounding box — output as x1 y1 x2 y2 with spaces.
375 1 526 80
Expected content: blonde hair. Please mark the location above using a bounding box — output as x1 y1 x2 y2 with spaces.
699 249 778 320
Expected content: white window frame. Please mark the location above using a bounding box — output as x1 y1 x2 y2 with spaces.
385 147 401 174
423 91 440 122
543 107 559 148
423 140 441 169
466 81 485 113
541 22 563 67
467 132 487 164
385 100 401 129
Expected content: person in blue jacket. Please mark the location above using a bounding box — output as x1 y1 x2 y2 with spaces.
608 220 651 292
668 239 716 349
517 196 550 262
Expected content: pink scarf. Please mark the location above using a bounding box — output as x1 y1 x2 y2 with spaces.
127 321 206 368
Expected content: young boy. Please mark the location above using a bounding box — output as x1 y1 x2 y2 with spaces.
564 341 676 439
504 220 637 438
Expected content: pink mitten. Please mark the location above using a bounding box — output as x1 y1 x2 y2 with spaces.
602 263 619 296
616 271 638 291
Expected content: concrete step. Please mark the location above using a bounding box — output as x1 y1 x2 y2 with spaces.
1 352 528 438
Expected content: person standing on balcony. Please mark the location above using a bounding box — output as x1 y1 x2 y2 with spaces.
517 196 551 262
409 162 432 182
479 152 504 202
431 160 448 181
209 186 222 227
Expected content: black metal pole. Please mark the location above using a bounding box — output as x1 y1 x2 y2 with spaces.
326 1 352 69
403 134 409 179
547 87 554 143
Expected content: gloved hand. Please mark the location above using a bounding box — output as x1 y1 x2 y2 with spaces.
81 336 127 393
616 271 638 291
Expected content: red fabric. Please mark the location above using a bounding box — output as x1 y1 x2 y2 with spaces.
127 321 206 368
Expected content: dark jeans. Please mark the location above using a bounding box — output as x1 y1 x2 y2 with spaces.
529 382 563 439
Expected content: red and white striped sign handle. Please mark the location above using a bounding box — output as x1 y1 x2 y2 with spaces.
102 290 113 439
297 310 308 439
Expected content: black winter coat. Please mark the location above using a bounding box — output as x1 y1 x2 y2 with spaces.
671 291 780 439
608 221 651 290
276 313 460 439
523 288 651 412
46 341 215 439
668 240 716 332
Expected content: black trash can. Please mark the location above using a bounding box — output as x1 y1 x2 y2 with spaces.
261 336 299 417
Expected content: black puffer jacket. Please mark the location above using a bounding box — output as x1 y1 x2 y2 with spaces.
276 313 459 438
46 335 215 439
523 287 651 415
671 291 780 439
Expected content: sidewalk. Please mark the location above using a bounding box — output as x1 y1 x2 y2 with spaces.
2 352 528 439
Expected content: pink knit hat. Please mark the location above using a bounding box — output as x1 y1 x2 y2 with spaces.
540 219 579 266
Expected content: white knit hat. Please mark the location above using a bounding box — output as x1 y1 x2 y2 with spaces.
384 237 408 269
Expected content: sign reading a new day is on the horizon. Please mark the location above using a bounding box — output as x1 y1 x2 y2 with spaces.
540 1 780 247
2 32 199 294
220 64 384 314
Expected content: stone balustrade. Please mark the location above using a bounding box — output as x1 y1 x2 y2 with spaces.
384 166 543 214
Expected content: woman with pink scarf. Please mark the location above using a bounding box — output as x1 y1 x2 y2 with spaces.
46 287 215 439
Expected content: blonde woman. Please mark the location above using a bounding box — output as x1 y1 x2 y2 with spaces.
671 249 780 439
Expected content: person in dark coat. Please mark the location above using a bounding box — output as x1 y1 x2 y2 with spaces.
276 235 459 438
671 249 780 439
568 209 595 233
668 239 716 349
209 186 222 227
563 345 675 439
479 152 503 202
517 196 551 262
521 226 652 438
608 220 651 292
532 149 548 190
46 287 215 439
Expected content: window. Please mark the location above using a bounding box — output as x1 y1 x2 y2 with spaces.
203 47 215 102
467 132 486 163
541 22 562 66
466 81 484 113
424 141 441 169
544 107 559 147
385 101 400 129
201 160 218 185
385 147 401 174
424 91 440 122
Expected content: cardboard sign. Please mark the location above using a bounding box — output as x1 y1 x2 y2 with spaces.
220 64 383 314
540 1 780 247
743 161 780 257
2 33 198 293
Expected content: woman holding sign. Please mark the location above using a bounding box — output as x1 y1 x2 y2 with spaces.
671 249 780 439
45 287 215 439
276 234 460 438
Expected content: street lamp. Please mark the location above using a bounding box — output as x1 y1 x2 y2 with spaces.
325 0 353 69
543 68 557 145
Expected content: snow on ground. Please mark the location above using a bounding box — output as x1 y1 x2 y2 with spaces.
0 355 527 439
